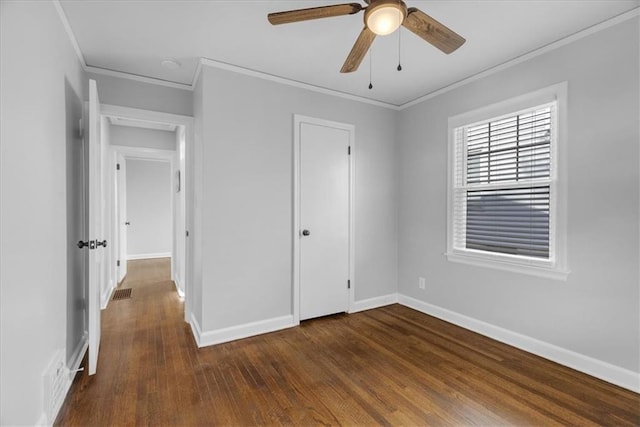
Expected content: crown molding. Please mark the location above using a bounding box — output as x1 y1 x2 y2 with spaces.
53 0 638 111
85 65 193 91
399 7 640 110
197 58 402 110
191 60 203 88
52 0 86 67
53 0 192 92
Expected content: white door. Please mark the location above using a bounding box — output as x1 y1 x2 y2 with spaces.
116 153 127 282
66 83 86 365
87 79 104 375
299 121 351 321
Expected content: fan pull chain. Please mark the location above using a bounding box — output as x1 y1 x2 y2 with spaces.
397 3 402 71
397 25 402 71
368 48 373 90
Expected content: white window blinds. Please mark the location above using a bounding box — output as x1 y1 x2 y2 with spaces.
452 103 555 261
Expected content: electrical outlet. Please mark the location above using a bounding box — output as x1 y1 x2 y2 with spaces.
418 277 426 290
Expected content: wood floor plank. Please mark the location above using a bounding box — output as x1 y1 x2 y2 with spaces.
368 306 638 425
55 258 640 426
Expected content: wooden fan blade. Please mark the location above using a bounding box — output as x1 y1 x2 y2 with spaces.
268 3 363 25
340 27 376 73
402 7 465 54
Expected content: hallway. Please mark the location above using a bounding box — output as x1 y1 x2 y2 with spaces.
55 258 200 425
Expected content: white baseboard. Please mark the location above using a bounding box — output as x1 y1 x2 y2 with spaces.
397 294 640 393
190 313 295 348
174 276 185 297
186 292 639 393
36 412 48 427
189 312 203 347
100 282 116 310
117 272 127 286
350 293 398 313
127 252 171 260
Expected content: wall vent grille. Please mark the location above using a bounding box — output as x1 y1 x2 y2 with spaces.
43 350 68 424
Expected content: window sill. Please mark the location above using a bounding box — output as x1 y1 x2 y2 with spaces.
445 252 570 281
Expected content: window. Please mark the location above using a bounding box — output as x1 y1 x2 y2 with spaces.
446 84 569 280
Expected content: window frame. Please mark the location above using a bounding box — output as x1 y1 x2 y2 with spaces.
446 83 570 280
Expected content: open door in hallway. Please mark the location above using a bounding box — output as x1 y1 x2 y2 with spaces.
87 79 105 375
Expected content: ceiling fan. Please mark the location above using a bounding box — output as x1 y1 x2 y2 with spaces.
267 0 465 73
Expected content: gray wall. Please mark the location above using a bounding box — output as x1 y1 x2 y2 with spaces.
397 18 639 372
126 159 173 258
87 72 193 116
195 66 399 331
0 1 87 424
111 125 177 151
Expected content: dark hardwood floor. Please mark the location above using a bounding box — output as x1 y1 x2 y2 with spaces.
56 258 640 426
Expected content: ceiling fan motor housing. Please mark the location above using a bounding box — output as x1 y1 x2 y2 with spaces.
364 0 408 35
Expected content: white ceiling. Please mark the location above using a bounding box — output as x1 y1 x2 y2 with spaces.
59 0 639 107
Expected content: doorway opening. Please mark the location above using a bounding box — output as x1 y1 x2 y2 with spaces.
82 81 193 377
113 149 178 291
119 155 174 279
102 108 190 308
100 106 193 327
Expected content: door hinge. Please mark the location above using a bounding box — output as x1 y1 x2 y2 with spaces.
117 260 120 267
116 163 120 170
186 230 190 237
347 279 351 289
348 146 351 155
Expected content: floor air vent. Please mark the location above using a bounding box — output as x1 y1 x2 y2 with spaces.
112 288 132 300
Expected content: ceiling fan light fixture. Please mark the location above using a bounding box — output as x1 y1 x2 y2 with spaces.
365 0 407 36
266 0 464 73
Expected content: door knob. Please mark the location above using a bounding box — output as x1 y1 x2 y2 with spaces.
77 240 89 249
125 222 130 225
96 240 107 248
302 230 310 236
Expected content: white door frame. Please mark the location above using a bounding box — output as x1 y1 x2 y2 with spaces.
101 104 194 322
292 114 355 324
